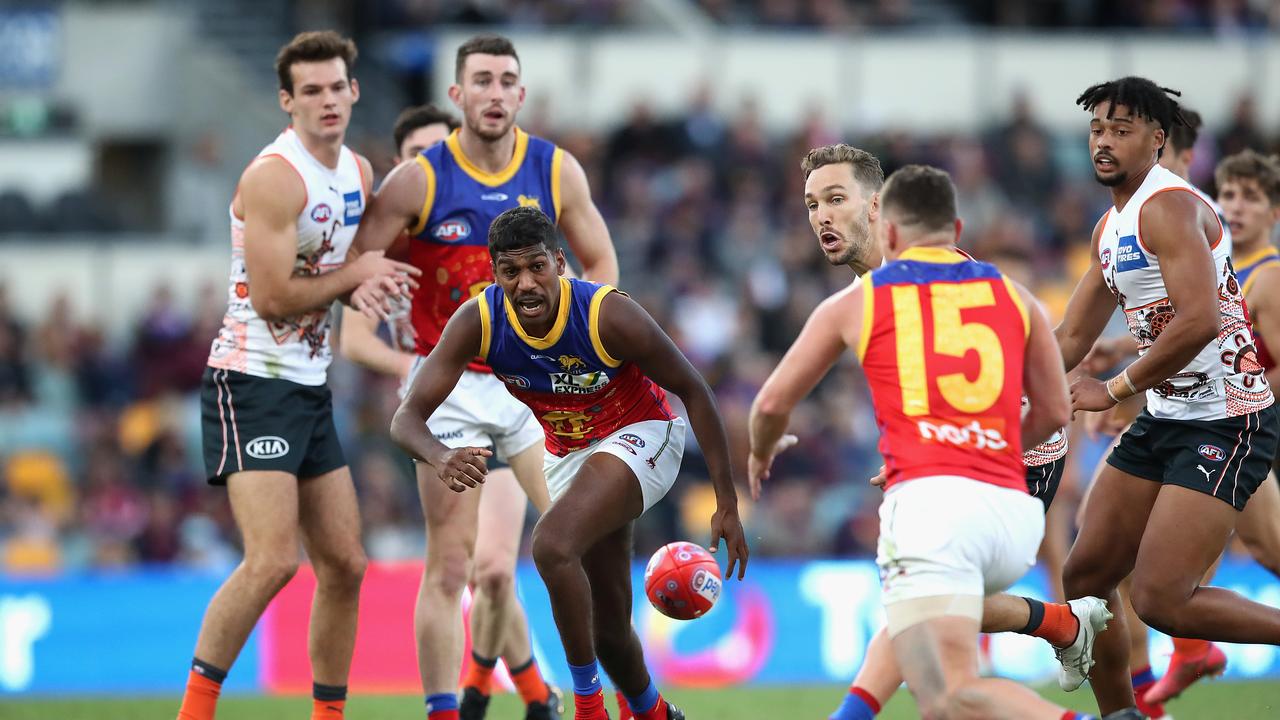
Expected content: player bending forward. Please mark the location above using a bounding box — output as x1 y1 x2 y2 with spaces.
392 206 748 720
751 164 1094 720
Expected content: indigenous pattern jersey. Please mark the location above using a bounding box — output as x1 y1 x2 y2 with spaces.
207 127 366 386
479 277 675 456
1236 245 1280 371
409 127 564 372
1097 164 1271 420
858 247 1030 492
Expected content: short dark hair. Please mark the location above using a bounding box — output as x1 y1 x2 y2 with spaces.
1215 150 1280 206
275 31 357 95
879 165 958 232
800 144 884 193
1167 107 1203 154
456 34 520 80
1076 76 1187 157
393 104 460 152
488 206 558 260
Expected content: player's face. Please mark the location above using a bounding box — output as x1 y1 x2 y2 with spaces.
280 58 358 142
1219 178 1280 245
1089 101 1163 188
803 163 877 268
398 122 452 163
452 54 525 142
493 245 566 326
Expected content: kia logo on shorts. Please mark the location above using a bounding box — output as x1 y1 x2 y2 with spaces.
1198 444 1225 462
246 436 290 459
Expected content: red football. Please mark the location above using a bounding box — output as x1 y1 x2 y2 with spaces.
643 541 724 620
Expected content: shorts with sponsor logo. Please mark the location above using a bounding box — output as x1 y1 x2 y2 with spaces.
200 367 345 485
407 362 543 462
1025 457 1065 510
1107 404 1280 511
543 417 686 513
877 476 1044 606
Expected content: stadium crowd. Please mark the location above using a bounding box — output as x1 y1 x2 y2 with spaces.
1 79 1277 573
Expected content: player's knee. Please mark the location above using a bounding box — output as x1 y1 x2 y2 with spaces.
1129 579 1183 635
531 523 578 575
939 685 993 720
315 547 367 591
1062 550 1115 597
243 554 299 593
425 547 473 598
472 560 514 600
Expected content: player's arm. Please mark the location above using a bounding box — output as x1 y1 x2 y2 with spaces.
1245 264 1280 387
1014 282 1071 448
240 157 419 322
352 159 428 254
1071 192 1221 412
556 150 619 285
1054 213 1115 371
748 282 860 499
596 291 746 579
390 299 491 492
338 305 415 379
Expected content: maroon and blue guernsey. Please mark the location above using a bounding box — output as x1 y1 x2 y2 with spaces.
478 277 676 456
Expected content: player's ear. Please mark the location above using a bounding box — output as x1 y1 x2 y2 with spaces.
554 248 567 275
448 83 464 110
867 192 880 223
953 218 963 244
1153 127 1166 156
279 88 293 115
349 77 360 104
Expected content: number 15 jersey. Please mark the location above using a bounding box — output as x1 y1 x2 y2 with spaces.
858 246 1029 493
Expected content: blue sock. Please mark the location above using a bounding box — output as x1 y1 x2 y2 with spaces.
624 680 661 715
1131 665 1156 688
1072 714 1099 720
425 692 458 714
829 690 876 720
568 660 602 697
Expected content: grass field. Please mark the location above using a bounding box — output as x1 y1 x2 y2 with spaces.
8 682 1280 719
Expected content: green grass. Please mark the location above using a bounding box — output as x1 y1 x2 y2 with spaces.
7 682 1280 719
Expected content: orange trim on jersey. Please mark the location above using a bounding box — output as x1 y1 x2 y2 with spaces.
409 155 437 236
351 148 370 194
1136 187 1224 255
551 147 565 221
856 278 875 361
505 276 572 349
477 293 492 361
446 127 529 187
1002 276 1030 339
588 285 622 367
898 246 969 264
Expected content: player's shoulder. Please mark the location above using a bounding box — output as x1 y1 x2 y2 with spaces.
239 154 307 209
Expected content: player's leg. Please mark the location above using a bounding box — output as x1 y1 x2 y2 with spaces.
532 452 643 720
891 614 1090 720
1113 577 1172 720
297 465 368 719
1235 470 1280 578
178 471 300 720
418 459 483 719
830 626 900 719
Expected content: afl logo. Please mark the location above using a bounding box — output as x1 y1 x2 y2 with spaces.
1198 444 1225 462
1100 248 1111 270
619 433 646 448
246 436 290 459
433 219 472 242
498 374 530 388
310 203 333 223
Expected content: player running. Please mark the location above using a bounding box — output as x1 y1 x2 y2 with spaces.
391 206 748 720
179 32 419 720
350 35 618 720
751 149 1103 719
1056 77 1280 719
753 164 1090 719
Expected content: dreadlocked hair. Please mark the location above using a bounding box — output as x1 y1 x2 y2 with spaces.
1077 77 1187 157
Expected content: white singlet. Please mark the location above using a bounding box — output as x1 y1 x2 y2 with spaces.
207 127 367 386
1097 164 1271 421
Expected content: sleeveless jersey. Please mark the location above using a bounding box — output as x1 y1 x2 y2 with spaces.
1097 164 1271 420
1235 245 1280 371
858 246 1029 492
479 277 675 456
409 127 564 372
207 127 365 386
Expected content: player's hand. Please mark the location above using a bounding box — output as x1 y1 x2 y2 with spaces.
429 447 493 492
747 434 798 501
869 464 887 489
709 502 749 581
1069 376 1117 415
352 249 423 286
